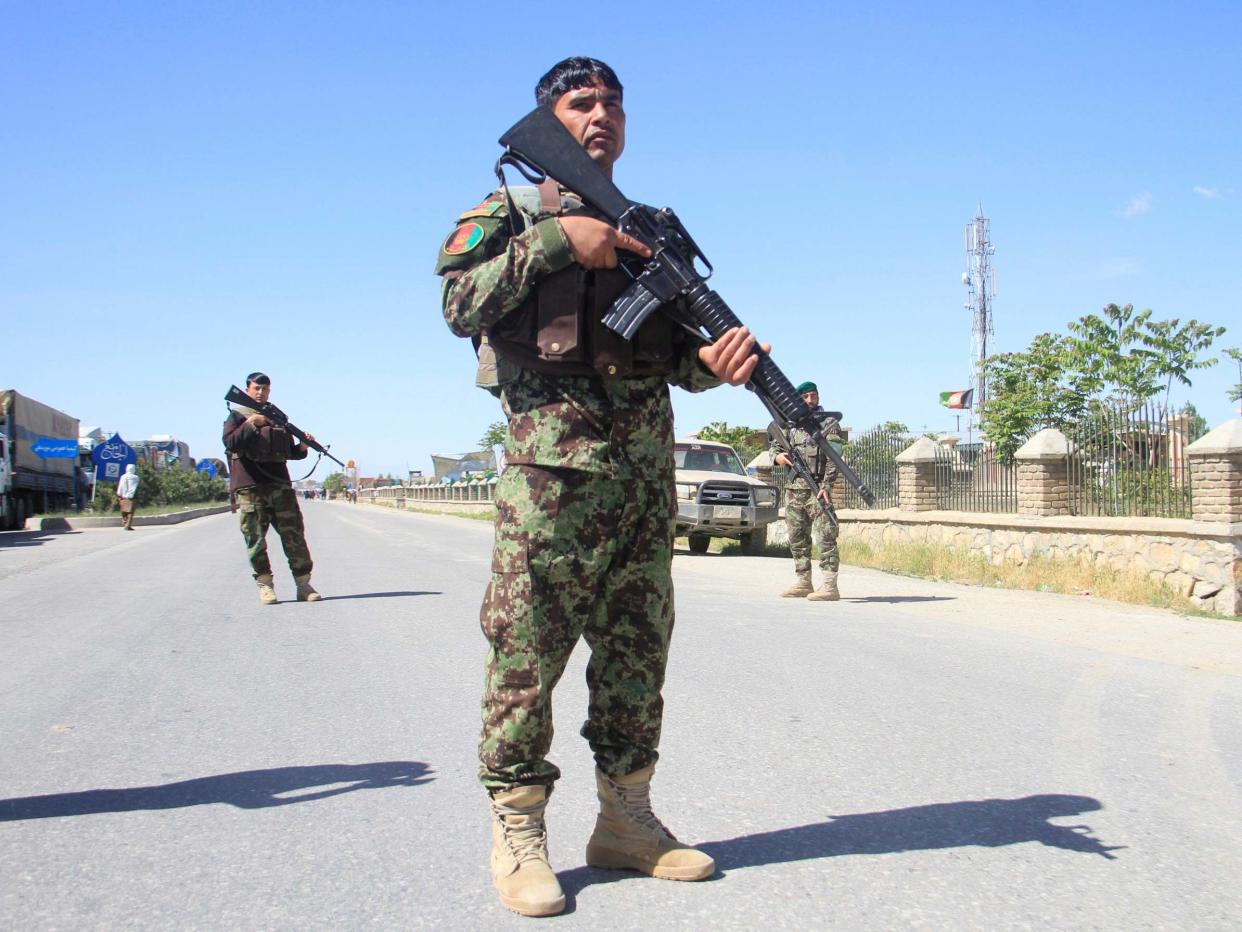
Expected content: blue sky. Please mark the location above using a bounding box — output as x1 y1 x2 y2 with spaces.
4 1 1239 477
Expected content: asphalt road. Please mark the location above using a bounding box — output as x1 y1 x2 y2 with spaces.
2 502 1240 930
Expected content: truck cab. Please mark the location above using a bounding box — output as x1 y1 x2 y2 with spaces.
674 438 778 554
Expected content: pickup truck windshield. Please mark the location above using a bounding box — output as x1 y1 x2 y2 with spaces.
674 444 746 476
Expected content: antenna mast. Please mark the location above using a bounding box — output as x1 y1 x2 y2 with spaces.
963 204 996 430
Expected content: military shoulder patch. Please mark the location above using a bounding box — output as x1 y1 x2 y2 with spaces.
443 222 486 255
458 200 504 220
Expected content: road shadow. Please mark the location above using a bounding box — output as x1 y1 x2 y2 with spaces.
846 595 956 604
0 528 81 548
319 591 441 602
558 793 1121 896
0 760 433 822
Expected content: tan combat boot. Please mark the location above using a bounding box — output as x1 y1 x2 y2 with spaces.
294 574 322 602
780 571 813 598
490 785 565 917
255 574 278 605
585 766 715 881
807 571 840 601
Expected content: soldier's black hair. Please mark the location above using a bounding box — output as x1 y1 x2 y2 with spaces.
246 372 270 386
535 57 623 108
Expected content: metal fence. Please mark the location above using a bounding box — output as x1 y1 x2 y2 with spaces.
838 423 909 509
1065 403 1205 518
934 441 1018 513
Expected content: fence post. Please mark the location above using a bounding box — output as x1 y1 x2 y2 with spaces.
1015 428 1073 517
1186 419 1242 523
895 437 938 511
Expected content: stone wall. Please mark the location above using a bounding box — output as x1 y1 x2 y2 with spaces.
827 508 1240 616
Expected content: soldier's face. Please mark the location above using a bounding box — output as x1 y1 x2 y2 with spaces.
553 80 625 176
802 390 819 406
247 381 271 404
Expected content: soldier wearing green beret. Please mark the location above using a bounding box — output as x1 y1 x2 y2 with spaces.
771 381 844 601
436 56 766 917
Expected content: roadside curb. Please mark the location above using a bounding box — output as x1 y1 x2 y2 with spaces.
35 505 231 530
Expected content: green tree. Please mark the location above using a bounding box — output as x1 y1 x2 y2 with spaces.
1067 304 1224 409
983 304 1225 456
323 471 346 493
1224 347 1242 407
980 333 1093 458
479 421 507 451
696 421 765 465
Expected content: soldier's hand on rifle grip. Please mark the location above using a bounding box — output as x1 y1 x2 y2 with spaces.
698 326 769 386
558 216 651 269
774 452 792 467
246 414 271 428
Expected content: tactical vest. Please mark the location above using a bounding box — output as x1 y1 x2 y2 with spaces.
487 181 679 380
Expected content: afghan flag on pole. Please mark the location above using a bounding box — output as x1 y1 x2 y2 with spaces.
939 389 974 409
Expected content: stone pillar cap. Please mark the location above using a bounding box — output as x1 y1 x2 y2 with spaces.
895 436 940 463
1015 427 1075 460
1186 418 1242 456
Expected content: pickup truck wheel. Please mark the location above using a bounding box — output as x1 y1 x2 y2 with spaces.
687 533 711 554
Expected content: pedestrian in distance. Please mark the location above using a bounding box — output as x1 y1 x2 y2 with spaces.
436 56 767 917
771 381 844 600
221 372 322 605
116 463 139 531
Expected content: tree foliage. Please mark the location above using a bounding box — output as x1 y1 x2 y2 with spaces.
1225 347 1242 406
479 421 507 451
323 471 346 493
93 462 228 511
696 421 765 465
981 303 1225 456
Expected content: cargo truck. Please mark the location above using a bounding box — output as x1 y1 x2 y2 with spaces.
0 390 81 530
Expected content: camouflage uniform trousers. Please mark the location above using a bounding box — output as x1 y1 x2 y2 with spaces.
479 464 676 793
785 486 839 575
237 483 313 579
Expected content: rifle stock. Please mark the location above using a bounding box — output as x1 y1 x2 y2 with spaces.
497 107 876 507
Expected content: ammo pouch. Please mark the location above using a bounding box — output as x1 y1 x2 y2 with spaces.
474 332 520 396
488 265 677 379
241 425 294 462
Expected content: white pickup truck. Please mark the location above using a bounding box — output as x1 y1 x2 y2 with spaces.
674 438 778 555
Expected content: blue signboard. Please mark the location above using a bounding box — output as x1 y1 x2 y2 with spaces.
90 434 137 483
196 460 218 479
32 436 78 458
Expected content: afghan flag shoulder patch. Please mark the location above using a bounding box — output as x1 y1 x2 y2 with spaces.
443 222 486 256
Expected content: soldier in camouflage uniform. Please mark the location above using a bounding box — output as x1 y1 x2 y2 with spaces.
436 57 765 917
222 372 322 605
771 381 843 601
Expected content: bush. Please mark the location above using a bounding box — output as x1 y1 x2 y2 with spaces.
92 462 228 511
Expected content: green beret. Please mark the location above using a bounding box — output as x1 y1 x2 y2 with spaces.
795 381 818 395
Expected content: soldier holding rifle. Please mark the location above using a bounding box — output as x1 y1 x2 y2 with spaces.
222 372 322 605
770 381 844 601
436 57 765 917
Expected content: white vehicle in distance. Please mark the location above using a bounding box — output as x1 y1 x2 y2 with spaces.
674 437 779 555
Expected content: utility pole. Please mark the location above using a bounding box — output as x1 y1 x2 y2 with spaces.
963 205 997 431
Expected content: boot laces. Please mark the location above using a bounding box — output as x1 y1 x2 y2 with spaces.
492 801 549 864
610 778 678 841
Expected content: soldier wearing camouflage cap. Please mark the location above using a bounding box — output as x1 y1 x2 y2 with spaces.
222 372 322 605
770 381 844 601
436 56 765 917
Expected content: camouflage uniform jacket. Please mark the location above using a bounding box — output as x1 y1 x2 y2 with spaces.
436 186 721 480
769 408 842 491
222 409 308 492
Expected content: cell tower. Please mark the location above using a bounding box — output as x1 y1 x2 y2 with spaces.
962 204 996 429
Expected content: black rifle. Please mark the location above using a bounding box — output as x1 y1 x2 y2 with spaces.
224 386 345 468
497 107 876 507
767 416 840 531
